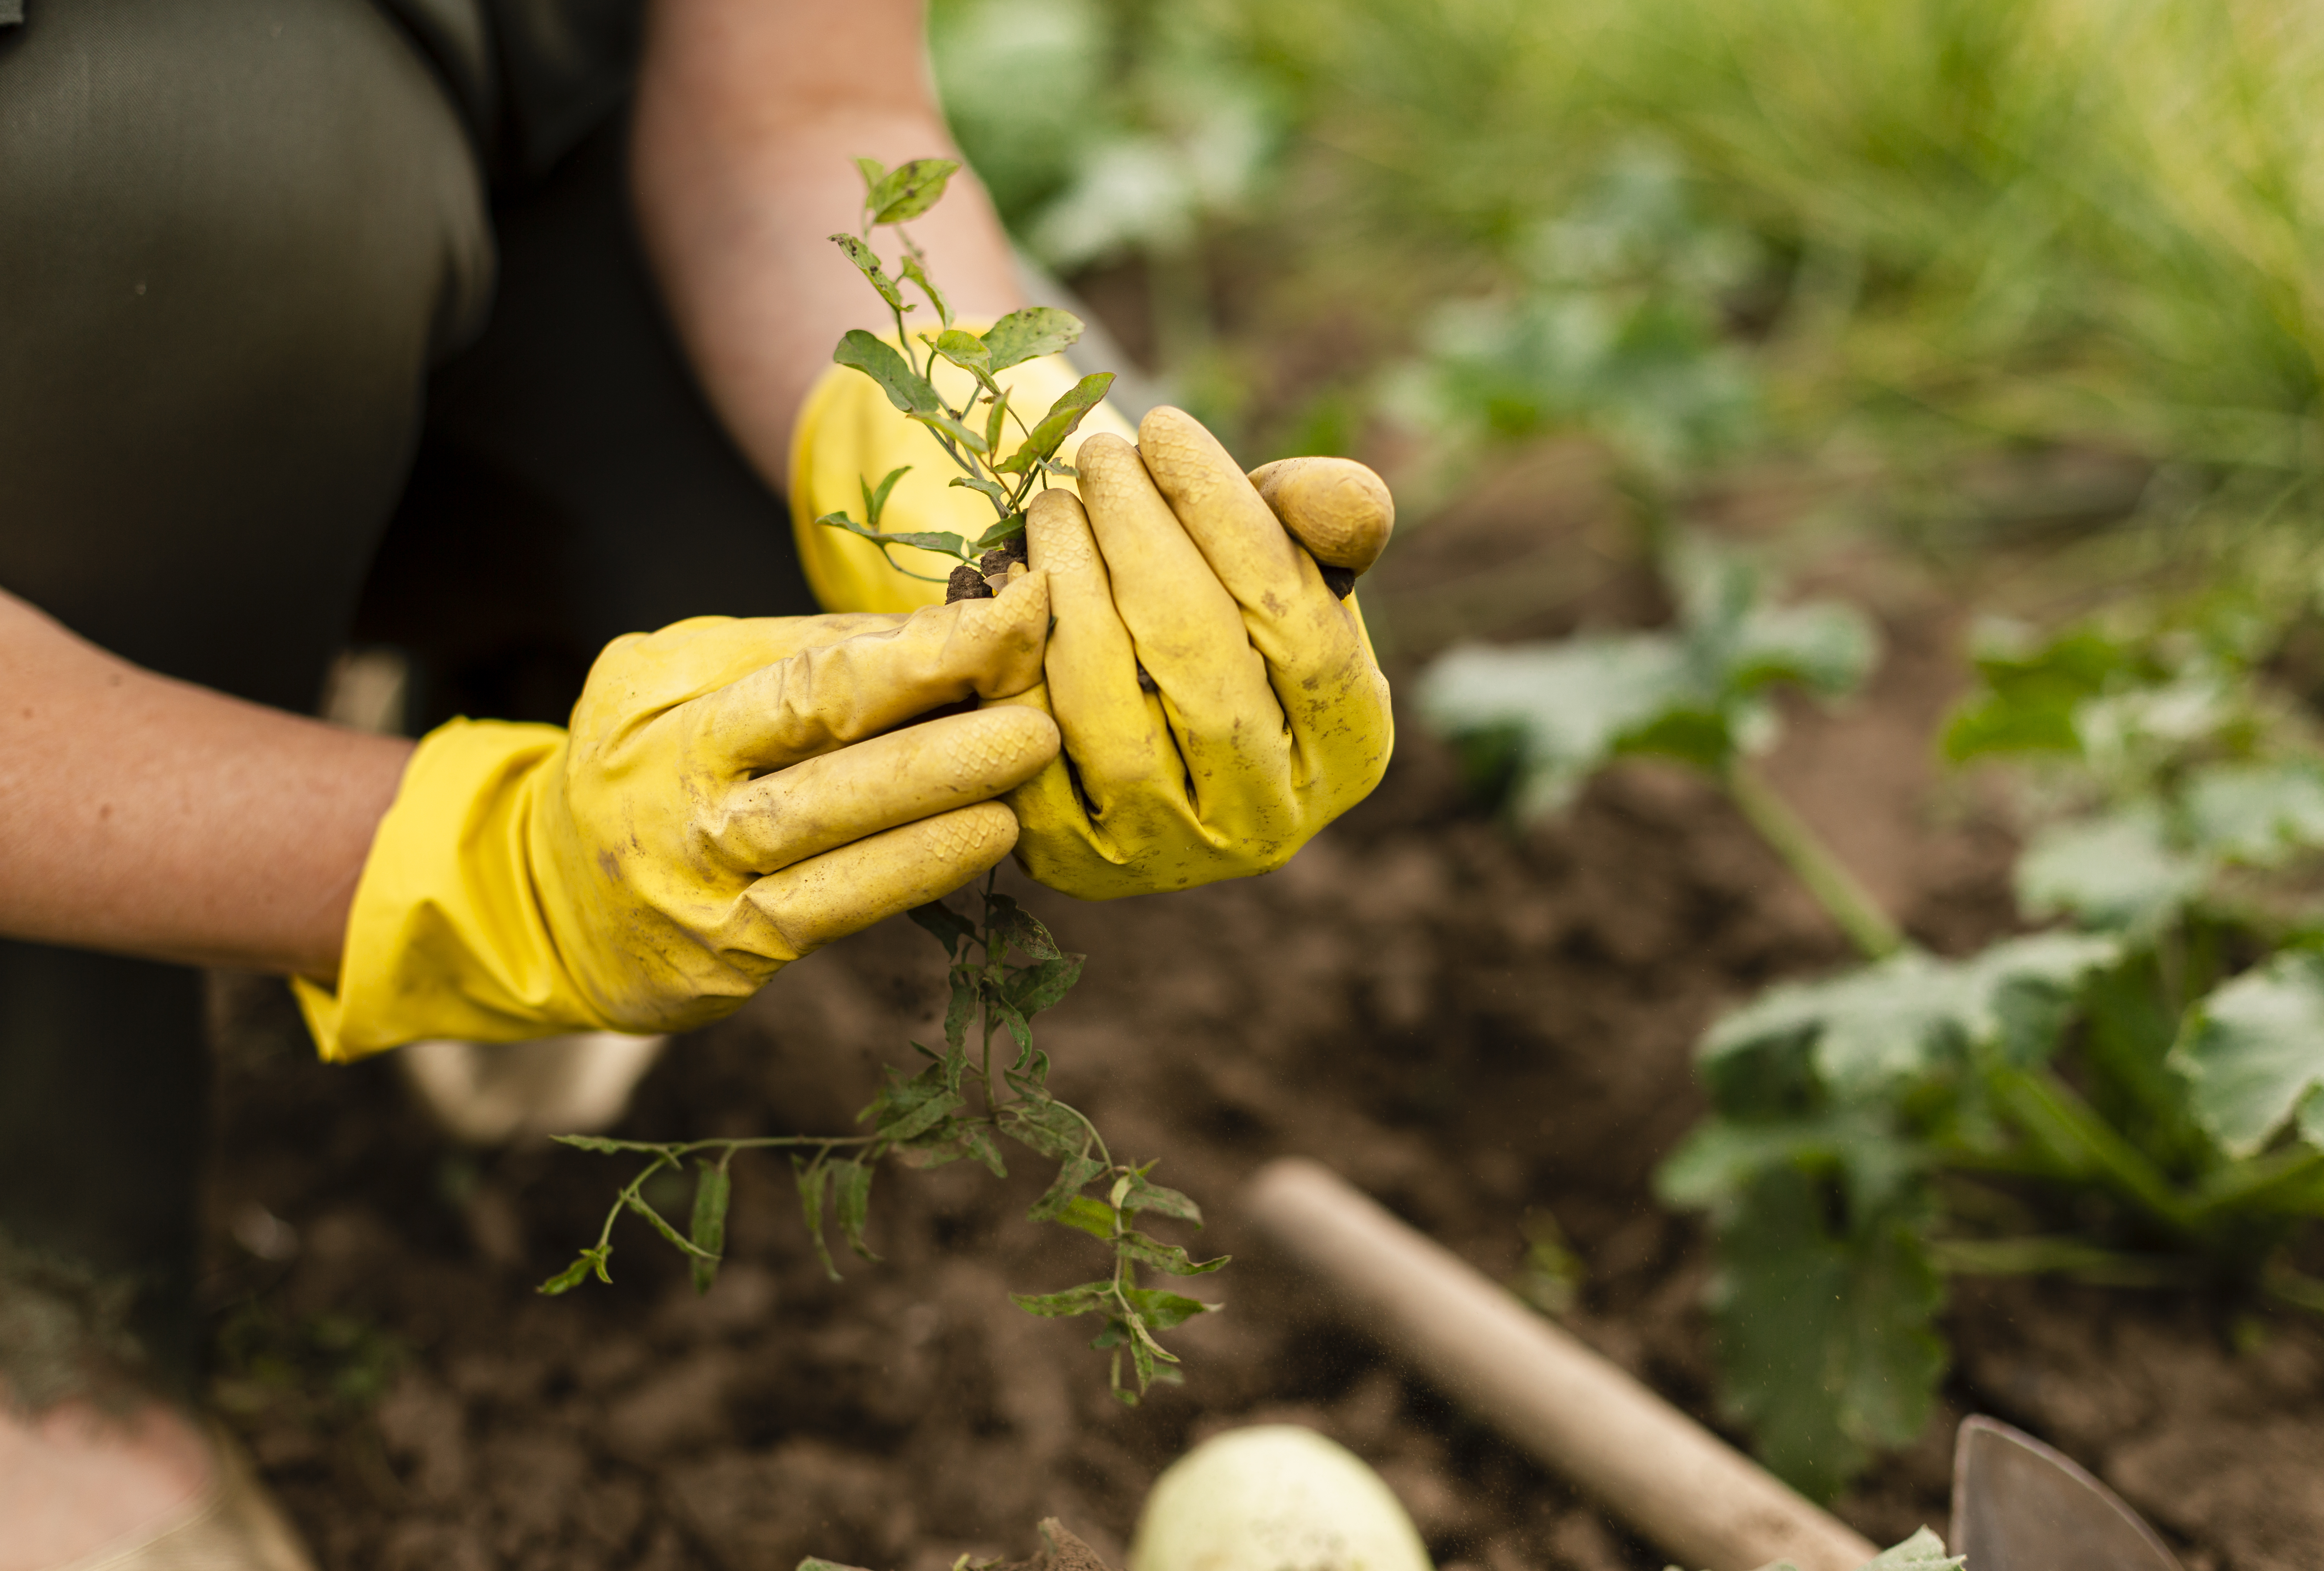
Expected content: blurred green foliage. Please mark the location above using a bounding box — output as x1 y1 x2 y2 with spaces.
933 0 2324 527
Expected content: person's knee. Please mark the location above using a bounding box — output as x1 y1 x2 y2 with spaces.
0 0 494 701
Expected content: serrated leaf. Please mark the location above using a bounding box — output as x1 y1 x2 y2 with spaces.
2017 804 2205 933
987 894 1065 959
833 329 940 414
993 998 1032 1058
865 157 959 226
792 1156 838 1281
1117 1231 1229 1276
623 1190 717 1260
1710 1167 1945 1500
908 900 977 956
2170 949 2324 1158
999 373 1114 473
1009 1281 1111 1318
1122 1170 1203 1226
828 234 904 311
865 1062 967 1143
689 1162 730 1296
960 1126 1008 1179
832 1157 879 1261
981 306 1083 371
1029 1154 1108 1224
898 252 951 327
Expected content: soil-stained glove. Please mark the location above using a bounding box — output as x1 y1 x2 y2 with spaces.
788 335 1135 614
999 407 1394 898
294 577 1058 1062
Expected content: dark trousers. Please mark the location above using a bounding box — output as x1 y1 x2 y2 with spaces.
0 0 814 1392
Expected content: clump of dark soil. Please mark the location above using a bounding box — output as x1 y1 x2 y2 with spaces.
200 486 2324 1571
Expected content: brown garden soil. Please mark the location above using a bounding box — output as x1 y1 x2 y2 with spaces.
202 450 2324 1571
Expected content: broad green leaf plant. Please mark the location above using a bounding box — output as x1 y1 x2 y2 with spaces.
1424 540 2324 1496
545 161 1220 1407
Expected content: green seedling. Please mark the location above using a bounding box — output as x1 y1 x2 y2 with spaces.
548 162 1216 1406
811 157 1113 596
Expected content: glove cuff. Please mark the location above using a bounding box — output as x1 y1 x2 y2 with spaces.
787 333 1136 615
293 718 619 1063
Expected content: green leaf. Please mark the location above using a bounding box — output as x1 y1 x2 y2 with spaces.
987 894 1065 959
623 1190 716 1260
864 157 959 226
1028 1153 1107 1224
2016 804 2205 933
981 306 1083 371
972 515 1028 552
898 252 952 328
1009 1280 1112 1319
1657 1110 1923 1222
928 327 991 378
992 997 1033 1058
1858 1528 1963 1570
1006 956 1086 1018
983 388 1011 455
688 1162 731 1296
1700 933 2118 1103
551 1134 635 1154
864 1061 967 1143
818 511 973 562
907 900 977 956
1001 1098 1086 1162
2170 949 2324 1158
1942 625 2132 763
833 329 941 415
910 408 991 454
943 968 979 1052
1122 1169 1203 1226
1710 1167 1945 1500
828 234 904 311
950 474 1012 509
859 466 910 530
2184 759 2324 866
1124 1284 1216 1331
1049 1194 1120 1240
536 1246 612 1296
1116 1231 1230 1276
833 1157 879 1261
853 156 886 192
998 373 1115 473
792 1155 839 1282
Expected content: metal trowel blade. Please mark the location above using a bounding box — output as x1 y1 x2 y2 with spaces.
1951 1415 2182 1571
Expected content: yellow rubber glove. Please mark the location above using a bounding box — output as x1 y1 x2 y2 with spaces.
788 333 1135 614
294 577 1057 1062
1000 407 1395 898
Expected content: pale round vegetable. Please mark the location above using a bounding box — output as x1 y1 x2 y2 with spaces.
1128 1425 1434 1571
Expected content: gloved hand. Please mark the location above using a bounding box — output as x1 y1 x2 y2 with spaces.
294 577 1057 1062
1001 408 1395 898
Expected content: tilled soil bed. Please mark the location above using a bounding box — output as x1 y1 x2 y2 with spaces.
203 551 2324 1571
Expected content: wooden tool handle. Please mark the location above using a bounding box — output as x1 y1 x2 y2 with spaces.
1242 1158 1880 1571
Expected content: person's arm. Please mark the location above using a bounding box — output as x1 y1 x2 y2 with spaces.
0 588 411 977
630 0 1024 490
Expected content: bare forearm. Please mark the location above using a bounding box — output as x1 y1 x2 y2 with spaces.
0 590 411 978
630 0 1025 489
